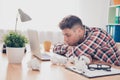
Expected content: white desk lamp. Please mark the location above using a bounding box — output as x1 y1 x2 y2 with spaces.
15 8 32 32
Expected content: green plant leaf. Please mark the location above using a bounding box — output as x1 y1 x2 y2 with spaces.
3 31 28 47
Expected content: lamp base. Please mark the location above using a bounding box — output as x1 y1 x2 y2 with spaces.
2 44 6 54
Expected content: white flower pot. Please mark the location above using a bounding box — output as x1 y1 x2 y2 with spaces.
6 47 25 64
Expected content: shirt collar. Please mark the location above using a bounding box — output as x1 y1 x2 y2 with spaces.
83 25 91 39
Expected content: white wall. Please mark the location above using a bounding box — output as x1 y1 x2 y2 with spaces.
0 0 81 31
0 0 111 44
78 0 110 30
0 0 110 31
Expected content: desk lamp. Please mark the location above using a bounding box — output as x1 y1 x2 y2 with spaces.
15 8 32 32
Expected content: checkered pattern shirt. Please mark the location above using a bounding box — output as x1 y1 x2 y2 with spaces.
53 26 120 66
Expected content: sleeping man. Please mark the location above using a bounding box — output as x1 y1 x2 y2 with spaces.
53 15 120 66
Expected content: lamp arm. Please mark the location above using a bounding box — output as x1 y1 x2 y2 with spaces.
15 17 18 32
15 13 19 32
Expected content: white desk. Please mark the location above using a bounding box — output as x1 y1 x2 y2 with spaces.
0 53 120 80
0 44 120 80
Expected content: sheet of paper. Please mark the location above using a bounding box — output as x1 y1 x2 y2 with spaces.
66 66 120 78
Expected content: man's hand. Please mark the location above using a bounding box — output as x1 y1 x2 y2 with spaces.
65 46 75 57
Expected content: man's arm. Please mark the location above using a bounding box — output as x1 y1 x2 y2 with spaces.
53 28 108 63
53 43 69 56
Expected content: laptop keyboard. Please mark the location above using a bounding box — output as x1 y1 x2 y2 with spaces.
41 53 51 58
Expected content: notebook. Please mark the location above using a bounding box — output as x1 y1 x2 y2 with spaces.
27 29 51 61
66 66 120 78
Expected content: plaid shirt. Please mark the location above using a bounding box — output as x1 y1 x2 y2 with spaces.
53 26 120 66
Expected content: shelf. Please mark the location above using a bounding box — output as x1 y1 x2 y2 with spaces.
110 5 120 8
106 25 120 42
107 3 120 42
108 5 120 24
107 23 120 25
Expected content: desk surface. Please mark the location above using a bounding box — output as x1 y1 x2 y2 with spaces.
0 51 120 80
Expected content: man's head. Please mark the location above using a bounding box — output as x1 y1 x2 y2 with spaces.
59 15 85 46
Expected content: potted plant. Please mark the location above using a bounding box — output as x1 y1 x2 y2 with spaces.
3 31 28 63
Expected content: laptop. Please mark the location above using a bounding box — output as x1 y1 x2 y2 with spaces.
27 29 51 61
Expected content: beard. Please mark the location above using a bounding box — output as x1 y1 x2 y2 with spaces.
77 37 85 45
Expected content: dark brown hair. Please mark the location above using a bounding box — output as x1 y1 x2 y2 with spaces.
59 15 83 30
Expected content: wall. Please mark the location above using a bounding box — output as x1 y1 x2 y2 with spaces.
0 0 110 31
0 0 111 44
78 0 110 30
0 29 64 44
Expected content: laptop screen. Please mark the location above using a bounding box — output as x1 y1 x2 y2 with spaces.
27 29 41 54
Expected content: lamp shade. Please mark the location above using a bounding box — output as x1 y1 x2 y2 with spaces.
18 9 32 22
